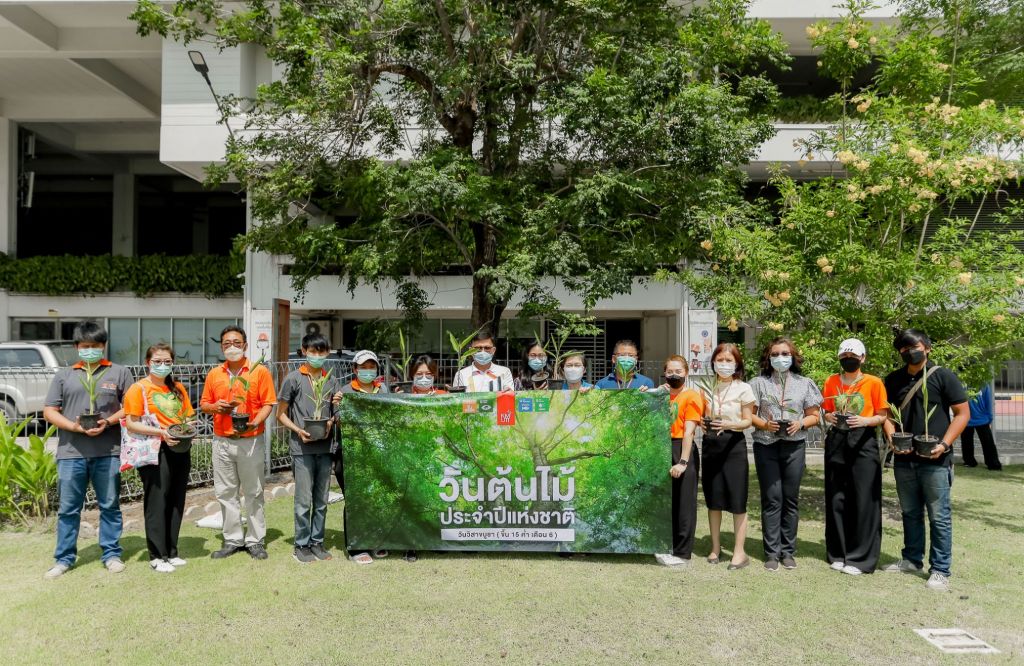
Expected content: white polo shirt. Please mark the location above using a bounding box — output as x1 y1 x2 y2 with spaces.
452 363 514 392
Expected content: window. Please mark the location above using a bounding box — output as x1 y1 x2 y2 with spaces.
16 321 56 341
0 348 44 367
140 319 172 358
172 319 205 365
109 318 140 365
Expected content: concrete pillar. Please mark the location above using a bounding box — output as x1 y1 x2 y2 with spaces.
111 172 136 256
0 118 16 256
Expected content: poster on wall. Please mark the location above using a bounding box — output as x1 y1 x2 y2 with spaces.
250 309 273 364
687 309 717 375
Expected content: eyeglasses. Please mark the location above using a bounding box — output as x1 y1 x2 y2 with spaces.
221 341 245 349
616 353 638 359
472 345 496 352
527 353 547 360
769 352 792 358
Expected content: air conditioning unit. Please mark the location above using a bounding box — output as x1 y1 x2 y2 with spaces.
303 319 332 339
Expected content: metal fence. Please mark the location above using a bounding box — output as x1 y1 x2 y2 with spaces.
5 355 1022 505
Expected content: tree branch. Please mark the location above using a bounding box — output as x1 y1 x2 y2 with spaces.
433 0 457 59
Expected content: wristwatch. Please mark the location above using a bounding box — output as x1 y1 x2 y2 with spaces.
940 440 951 452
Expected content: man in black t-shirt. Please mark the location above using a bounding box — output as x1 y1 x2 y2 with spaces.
882 329 969 592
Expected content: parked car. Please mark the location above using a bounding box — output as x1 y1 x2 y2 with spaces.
0 341 78 422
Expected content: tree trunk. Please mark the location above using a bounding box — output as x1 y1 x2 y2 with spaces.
470 221 506 334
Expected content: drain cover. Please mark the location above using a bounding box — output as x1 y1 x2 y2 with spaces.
915 629 1000 654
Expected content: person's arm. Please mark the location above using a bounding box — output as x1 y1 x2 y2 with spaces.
933 402 969 459
670 420 697 479
43 405 83 433
200 371 233 415
276 398 312 442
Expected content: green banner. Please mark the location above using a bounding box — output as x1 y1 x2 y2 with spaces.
338 389 672 553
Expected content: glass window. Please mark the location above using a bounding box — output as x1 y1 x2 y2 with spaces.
44 342 78 366
109 318 140 366
140 319 172 361
172 319 205 366
16 320 56 341
59 321 82 341
0 348 44 367
205 319 239 363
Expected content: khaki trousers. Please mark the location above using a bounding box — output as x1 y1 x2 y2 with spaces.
213 436 266 546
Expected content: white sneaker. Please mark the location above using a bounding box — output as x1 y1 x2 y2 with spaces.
44 563 70 580
104 558 126 574
926 572 950 591
841 564 864 576
830 560 845 571
655 553 688 567
166 557 187 567
150 559 175 573
883 559 923 574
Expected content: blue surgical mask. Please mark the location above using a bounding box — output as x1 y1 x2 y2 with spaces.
770 356 793 373
473 351 493 365
413 375 434 389
305 354 327 369
357 369 377 384
150 363 172 378
78 348 104 363
616 356 637 373
528 357 547 372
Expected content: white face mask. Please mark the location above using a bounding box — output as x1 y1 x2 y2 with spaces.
224 347 244 362
413 375 434 389
715 361 736 378
563 366 585 383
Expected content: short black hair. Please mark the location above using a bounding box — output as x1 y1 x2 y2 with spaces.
73 320 108 345
472 330 496 346
613 339 639 355
301 333 330 352
220 325 247 343
893 328 931 351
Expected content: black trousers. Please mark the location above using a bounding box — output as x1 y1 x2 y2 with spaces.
824 428 881 572
753 440 805 559
961 424 1002 470
138 447 191 560
670 439 700 558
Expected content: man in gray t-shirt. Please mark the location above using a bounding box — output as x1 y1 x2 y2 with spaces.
42 321 134 579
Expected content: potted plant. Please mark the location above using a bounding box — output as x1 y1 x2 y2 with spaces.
761 370 800 434
76 364 109 430
888 405 914 453
303 369 333 440
228 359 263 433
912 370 940 455
157 393 197 452
694 374 723 431
830 391 865 431
444 327 481 393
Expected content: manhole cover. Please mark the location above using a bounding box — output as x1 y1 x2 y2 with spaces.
914 629 1000 654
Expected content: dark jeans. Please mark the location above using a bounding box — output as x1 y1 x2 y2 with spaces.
961 424 1001 470
824 428 881 572
139 447 191 560
894 461 953 576
55 456 122 566
670 439 700 558
753 440 805 559
292 453 332 547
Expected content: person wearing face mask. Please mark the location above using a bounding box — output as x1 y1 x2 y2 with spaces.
595 340 655 390
882 329 969 591
700 343 756 570
200 325 278 561
277 333 343 565
452 331 514 392
821 338 889 576
405 355 447 396
43 321 134 579
653 355 703 567
559 353 593 391
749 338 823 571
123 343 194 573
514 342 552 390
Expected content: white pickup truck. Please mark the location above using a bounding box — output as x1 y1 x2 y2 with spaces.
0 341 78 422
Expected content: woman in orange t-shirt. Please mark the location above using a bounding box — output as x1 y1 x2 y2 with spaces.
124 343 194 572
660 355 704 565
821 338 889 575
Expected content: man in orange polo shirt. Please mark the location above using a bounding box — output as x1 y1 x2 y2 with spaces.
200 325 277 560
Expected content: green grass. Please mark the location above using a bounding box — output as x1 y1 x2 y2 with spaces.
2 466 1022 665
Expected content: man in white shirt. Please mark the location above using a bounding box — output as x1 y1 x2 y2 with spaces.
452 331 514 392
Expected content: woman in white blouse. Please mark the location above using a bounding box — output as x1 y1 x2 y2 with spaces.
700 343 756 570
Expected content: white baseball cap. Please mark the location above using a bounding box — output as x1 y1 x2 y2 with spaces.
837 338 866 357
352 350 379 366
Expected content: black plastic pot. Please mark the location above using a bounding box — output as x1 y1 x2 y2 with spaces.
891 432 914 453
445 385 466 393
546 379 565 390
166 423 195 452
391 381 413 393
913 434 940 456
774 419 792 434
702 416 715 431
834 413 851 431
303 417 329 441
231 413 251 433
78 413 102 430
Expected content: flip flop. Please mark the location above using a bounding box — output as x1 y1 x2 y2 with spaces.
349 552 373 565
707 554 720 565
727 558 751 571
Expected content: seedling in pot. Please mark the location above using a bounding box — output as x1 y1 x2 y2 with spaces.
826 390 865 431
444 327 483 392
302 369 333 441
694 374 723 430
77 364 109 430
761 370 801 433
391 329 414 392
913 368 941 456
888 405 914 452
228 359 263 433
155 391 197 451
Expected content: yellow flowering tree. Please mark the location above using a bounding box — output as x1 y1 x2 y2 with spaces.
668 0 1024 387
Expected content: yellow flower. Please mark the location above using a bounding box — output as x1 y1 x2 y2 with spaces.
931 253 942 264
821 265 834 274
826 210 836 218
807 339 816 347
836 150 857 164
936 62 950 72
958 272 973 285
949 258 964 269
993 314 1006 324
1015 276 1024 286
817 60 823 68
816 257 830 268
786 223 796 230
700 240 713 251
727 317 739 332
854 160 870 171
763 270 776 279
711 263 720 271
905 280 915 290
856 101 871 113
805 25 820 39
777 272 790 280
979 99 995 110
767 322 784 332
779 291 791 301
764 290 773 300
869 36 878 45
848 38 860 49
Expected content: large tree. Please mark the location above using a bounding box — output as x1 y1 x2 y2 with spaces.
133 0 787 331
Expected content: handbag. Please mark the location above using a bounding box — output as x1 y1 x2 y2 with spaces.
119 383 162 472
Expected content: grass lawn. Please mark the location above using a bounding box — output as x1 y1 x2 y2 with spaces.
1 465 1022 665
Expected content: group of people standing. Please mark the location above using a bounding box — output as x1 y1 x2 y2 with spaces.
41 321 981 591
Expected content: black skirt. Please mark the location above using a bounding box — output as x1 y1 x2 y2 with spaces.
701 429 748 513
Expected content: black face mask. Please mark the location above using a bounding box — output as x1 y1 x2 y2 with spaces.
839 357 862 373
900 349 926 365
665 375 685 389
